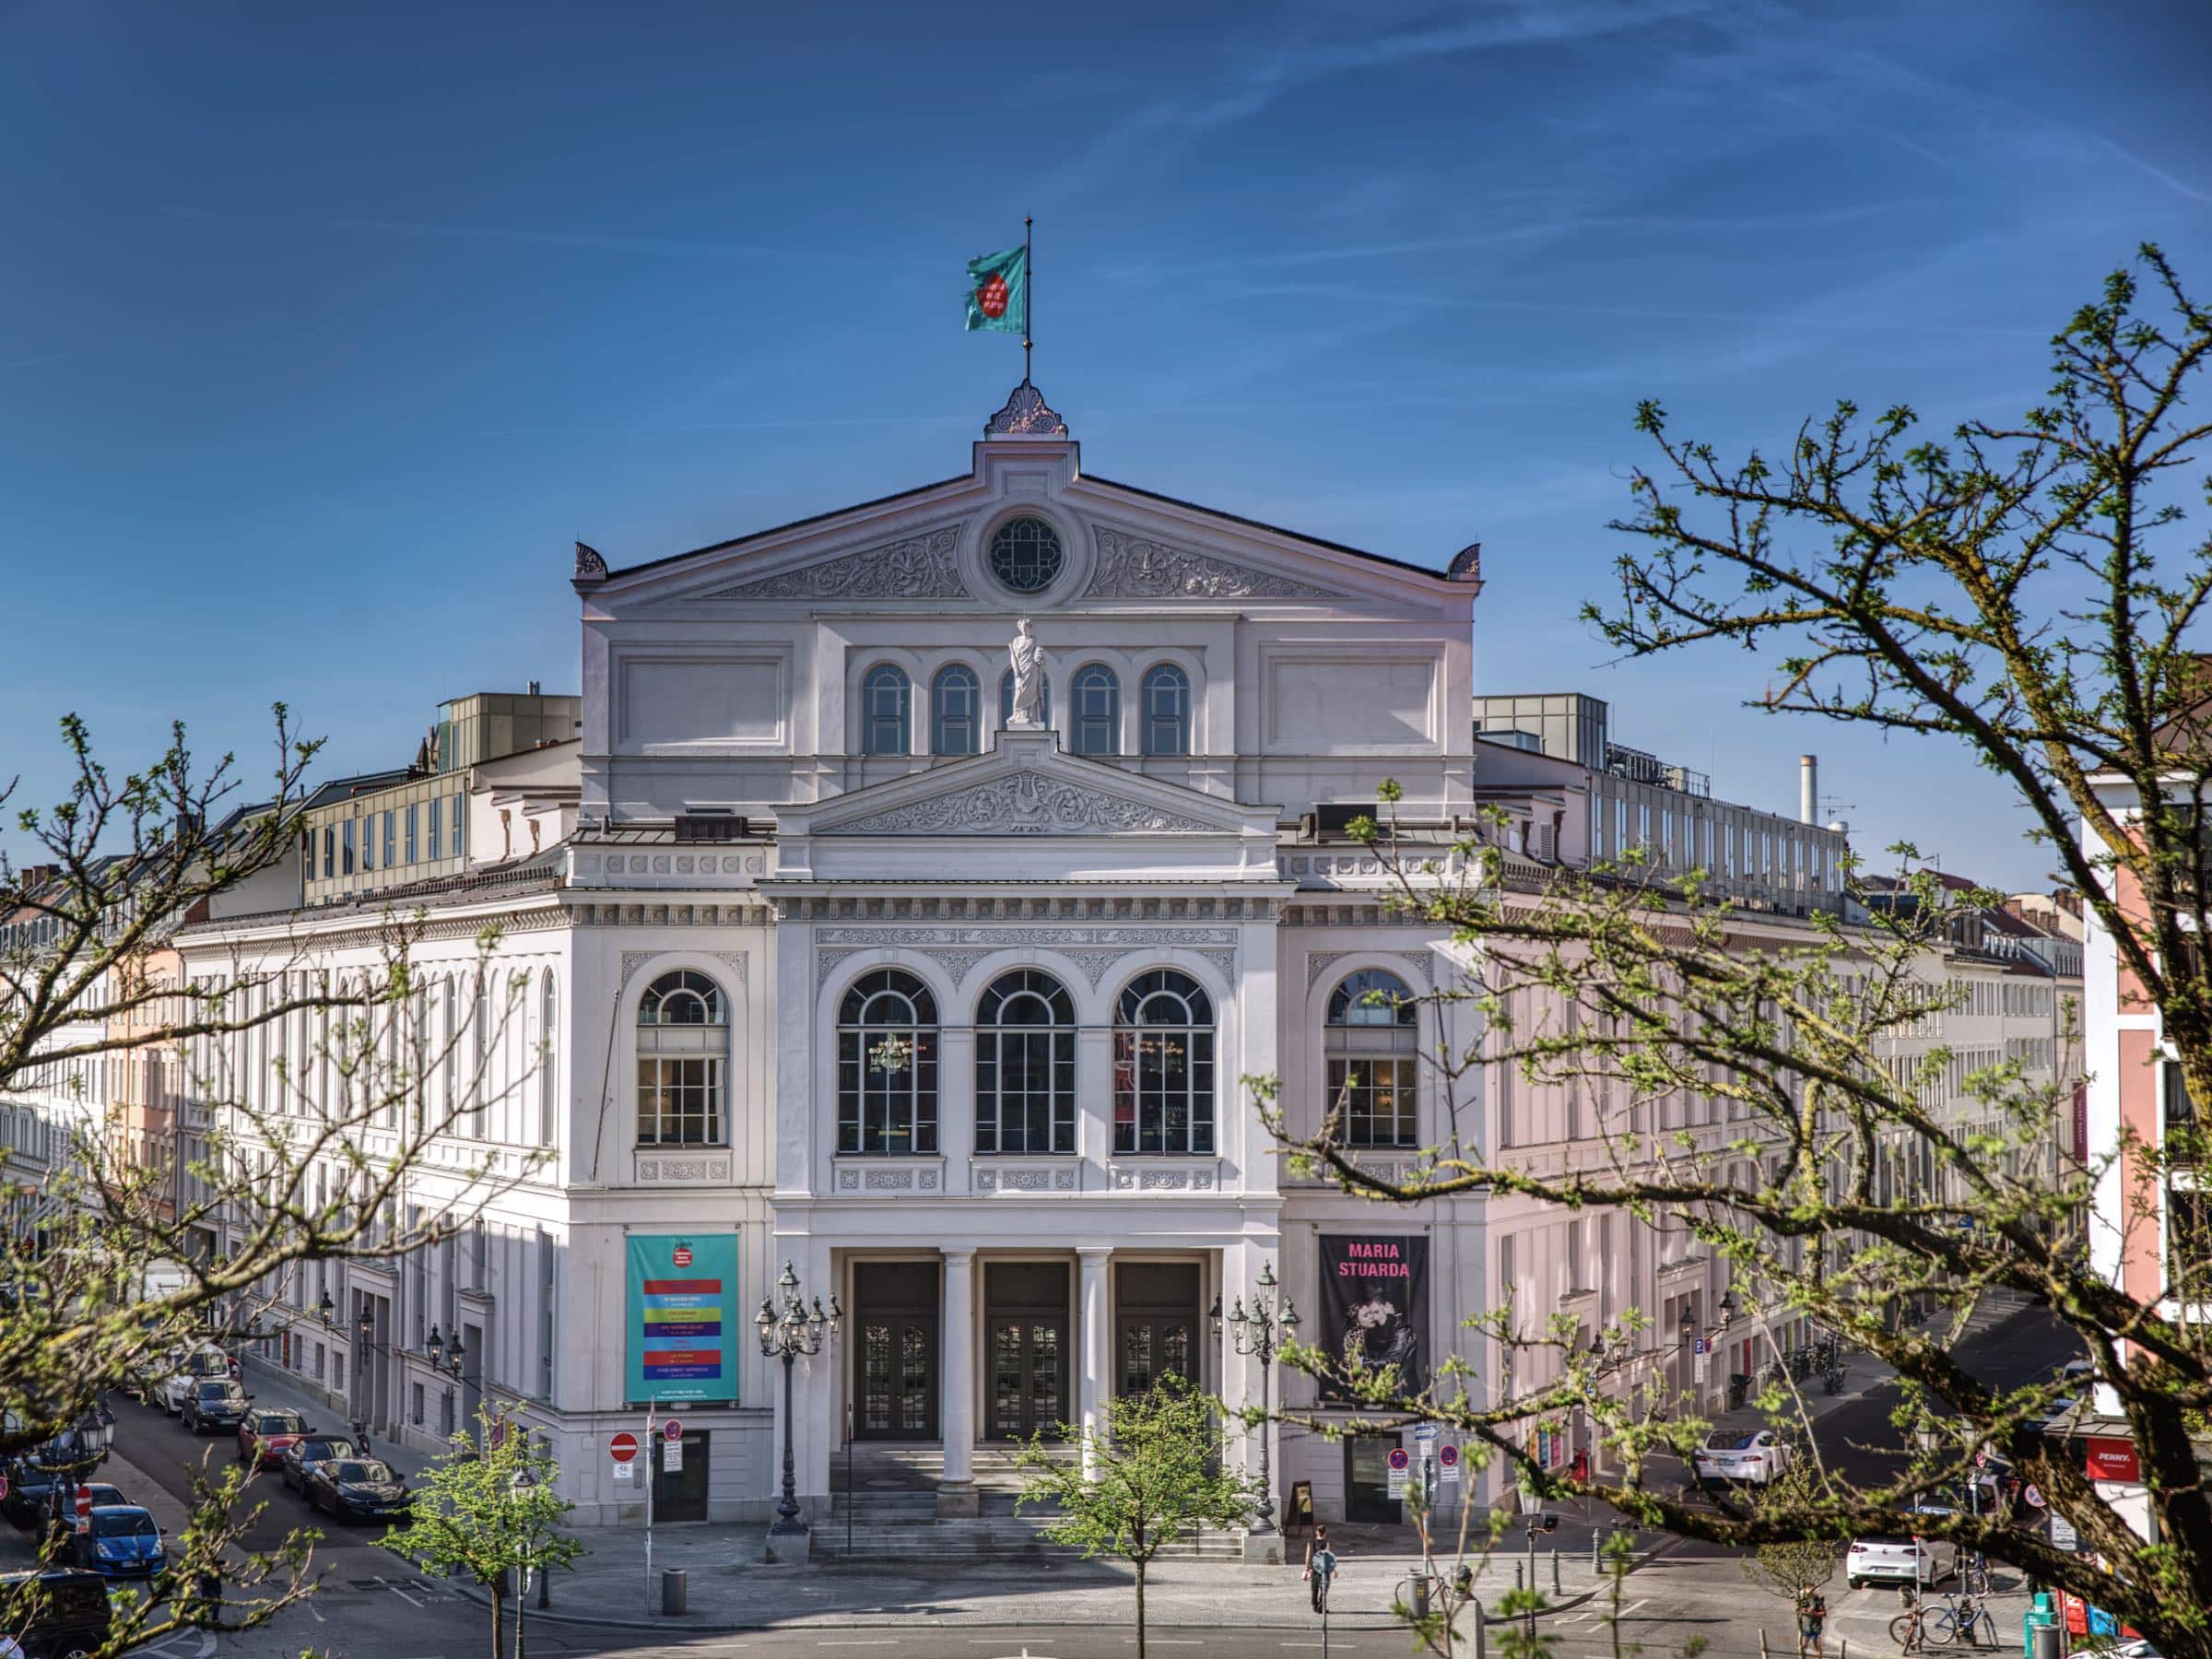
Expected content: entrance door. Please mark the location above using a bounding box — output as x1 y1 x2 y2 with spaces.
985 1262 1069 1440
653 1430 710 1523
1346 1435 1401 1524
1115 1262 1200 1395
853 1263 938 1441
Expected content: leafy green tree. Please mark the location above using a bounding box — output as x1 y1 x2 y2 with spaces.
382 1408 582 1659
1012 1375 1255 1659
1260 247 2212 1656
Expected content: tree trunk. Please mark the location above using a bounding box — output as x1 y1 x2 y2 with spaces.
513 1576 527 1659
489 1586 504 1659
1134 1558 1147 1659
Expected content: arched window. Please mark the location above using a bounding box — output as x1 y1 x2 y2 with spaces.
838 969 938 1155
1000 668 1051 728
636 971 726 1147
1070 664 1120 757
975 971 1075 1155
931 664 982 757
1113 970 1215 1155
1324 969 1417 1148
862 665 912 756
1140 664 1191 756
537 970 559 1148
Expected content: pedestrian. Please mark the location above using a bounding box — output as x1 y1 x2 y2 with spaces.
1796 1586 1828 1658
1303 1524 1337 1615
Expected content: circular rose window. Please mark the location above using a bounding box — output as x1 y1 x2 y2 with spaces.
987 517 1065 594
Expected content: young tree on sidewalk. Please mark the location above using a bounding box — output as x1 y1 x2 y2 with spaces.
381 1408 581 1659
1260 247 2212 1657
1013 1375 1256 1659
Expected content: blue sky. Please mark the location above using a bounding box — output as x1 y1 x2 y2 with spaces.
3 0 2207 890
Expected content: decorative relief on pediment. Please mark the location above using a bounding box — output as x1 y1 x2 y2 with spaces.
824 771 1215 836
701 526 968 601
1084 526 1340 601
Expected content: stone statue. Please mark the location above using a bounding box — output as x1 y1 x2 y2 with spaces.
1007 618 1045 728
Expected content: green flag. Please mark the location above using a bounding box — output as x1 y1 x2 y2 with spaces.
965 244 1027 335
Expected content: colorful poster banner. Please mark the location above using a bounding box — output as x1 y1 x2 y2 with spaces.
1317 1233 1430 1402
625 1233 739 1405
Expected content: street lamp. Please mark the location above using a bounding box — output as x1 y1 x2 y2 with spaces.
756 1262 839 1537
1210 1260 1299 1537
317 1289 335 1327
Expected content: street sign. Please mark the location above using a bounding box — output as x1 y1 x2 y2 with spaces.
1440 1444 1463 1483
2025 1483 2046 1509
2050 1514 2077 1552
1411 1423 1440 1447
1387 1447 1411 1471
663 1438 684 1474
74 1485 91 1532
612 1459 634 1482
1386 1467 1407 1499
663 1418 684 1442
609 1431 640 1464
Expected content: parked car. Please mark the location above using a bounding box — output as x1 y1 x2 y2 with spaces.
1692 1427 1794 1487
157 1348 232 1415
0 1461 70 1531
67 1507 163 1582
1846 1508 1960 1589
40 1484 124 1554
301 1458 412 1524
0 1568 112 1659
237 1409 312 1470
278 1432 363 1494
180 1380 251 1435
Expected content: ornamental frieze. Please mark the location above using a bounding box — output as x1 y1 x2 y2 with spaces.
700 525 968 601
822 771 1215 836
1083 526 1340 601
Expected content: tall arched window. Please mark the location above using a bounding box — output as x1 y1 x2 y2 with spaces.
1070 664 1120 757
1140 664 1191 756
862 665 912 756
838 970 938 1155
999 668 1051 728
441 977 458 1126
537 970 559 1147
931 664 982 756
636 971 726 1146
975 971 1075 1155
1113 970 1215 1155
1324 969 1417 1147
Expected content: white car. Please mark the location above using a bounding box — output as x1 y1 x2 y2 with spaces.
157 1347 232 1414
1846 1508 1960 1589
1693 1428 1793 1486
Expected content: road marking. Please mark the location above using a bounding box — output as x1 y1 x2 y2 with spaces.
1615 1598 1650 1620
384 1581 423 1607
817 1643 900 1649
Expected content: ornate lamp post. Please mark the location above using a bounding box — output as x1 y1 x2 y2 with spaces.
1210 1260 1300 1538
427 1324 466 1432
756 1262 839 1536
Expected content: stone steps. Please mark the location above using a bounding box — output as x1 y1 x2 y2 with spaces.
812 1519 1245 1562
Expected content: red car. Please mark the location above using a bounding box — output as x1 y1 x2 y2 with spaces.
237 1408 313 1470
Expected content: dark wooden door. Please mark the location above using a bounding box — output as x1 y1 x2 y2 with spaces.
984 1262 1069 1440
853 1263 938 1441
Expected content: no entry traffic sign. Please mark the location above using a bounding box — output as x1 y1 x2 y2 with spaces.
609 1431 640 1465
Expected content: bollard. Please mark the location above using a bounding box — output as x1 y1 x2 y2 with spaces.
1592 1530 1601 1571
661 1567 688 1617
1552 1551 1560 1595
1409 1576 1432 1620
1515 1562 1524 1591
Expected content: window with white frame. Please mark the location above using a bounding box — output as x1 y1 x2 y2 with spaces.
1324 969 1417 1147
1070 664 1120 756
837 970 938 1154
1112 970 1214 1155
931 664 982 756
863 665 912 755
1139 664 1191 756
974 970 1075 1154
635 971 727 1146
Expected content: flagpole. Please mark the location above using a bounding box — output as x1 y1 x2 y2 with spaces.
1022 215 1033 386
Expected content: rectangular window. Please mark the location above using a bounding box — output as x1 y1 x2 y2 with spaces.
1329 1056 1417 1148
429 798 441 859
2170 1187 2212 1302
360 815 372 870
322 826 335 879
406 803 418 863
637 1053 726 1146
341 818 356 876
382 810 396 866
451 794 465 857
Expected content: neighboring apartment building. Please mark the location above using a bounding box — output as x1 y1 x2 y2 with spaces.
1472 692 1850 916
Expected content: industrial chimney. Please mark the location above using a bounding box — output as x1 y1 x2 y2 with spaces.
1801 755 1818 826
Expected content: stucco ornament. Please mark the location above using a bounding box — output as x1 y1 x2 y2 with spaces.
1084 527 1340 600
700 526 967 601
826 771 1214 836
1006 618 1046 728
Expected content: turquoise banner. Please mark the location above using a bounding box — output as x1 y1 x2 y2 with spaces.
624 1233 740 1405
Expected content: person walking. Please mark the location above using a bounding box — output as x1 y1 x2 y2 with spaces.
1304 1524 1338 1615
1796 1586 1828 1658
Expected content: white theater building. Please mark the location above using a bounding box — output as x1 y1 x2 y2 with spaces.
167 380 1506 1542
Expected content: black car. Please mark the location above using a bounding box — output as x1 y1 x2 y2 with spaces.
0 1568 112 1659
278 1432 362 1494
301 1457 411 1524
181 1380 251 1434
0 1465 109 1534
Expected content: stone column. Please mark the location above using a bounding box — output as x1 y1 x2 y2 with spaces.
1077 1246 1112 1477
938 1249 978 1516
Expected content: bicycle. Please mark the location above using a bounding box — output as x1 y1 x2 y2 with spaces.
1961 1554 1992 1597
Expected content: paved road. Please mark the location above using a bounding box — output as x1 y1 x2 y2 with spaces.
65 1302 2077 1659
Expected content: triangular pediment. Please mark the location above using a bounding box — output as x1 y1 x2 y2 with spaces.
782 733 1273 840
